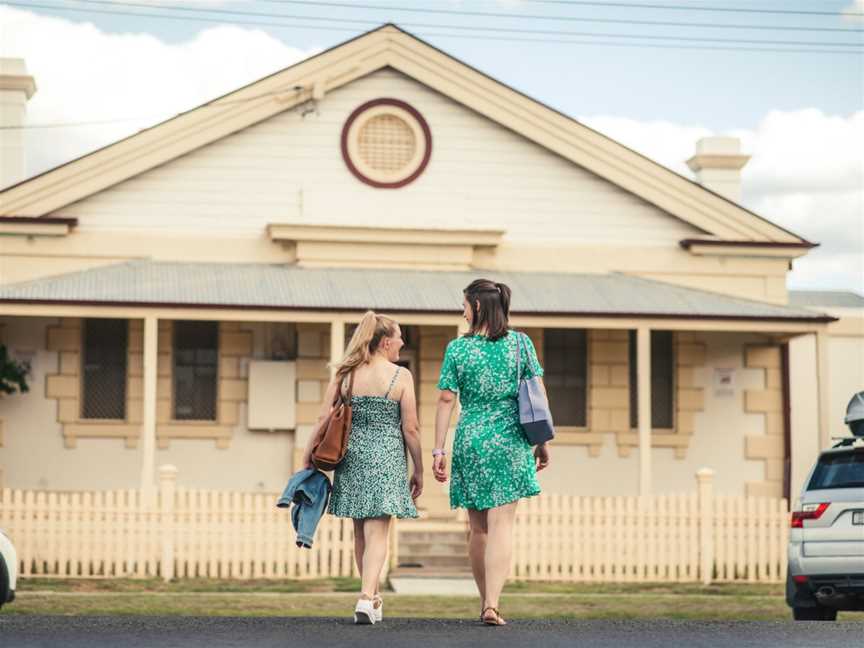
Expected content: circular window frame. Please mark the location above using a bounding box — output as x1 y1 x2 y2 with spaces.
341 98 432 189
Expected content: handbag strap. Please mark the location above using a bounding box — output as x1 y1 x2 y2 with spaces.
337 370 356 405
515 330 523 389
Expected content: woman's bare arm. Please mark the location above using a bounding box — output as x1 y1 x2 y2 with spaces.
433 390 458 482
398 372 424 498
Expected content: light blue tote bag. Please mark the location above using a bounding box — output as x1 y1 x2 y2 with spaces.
515 331 555 445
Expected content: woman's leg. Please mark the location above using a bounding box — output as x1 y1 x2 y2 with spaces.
467 509 488 610
360 516 392 598
483 501 519 616
352 519 365 586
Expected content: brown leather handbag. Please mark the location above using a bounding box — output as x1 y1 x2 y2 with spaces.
310 371 354 471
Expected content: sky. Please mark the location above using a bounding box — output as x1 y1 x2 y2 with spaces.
0 0 862 292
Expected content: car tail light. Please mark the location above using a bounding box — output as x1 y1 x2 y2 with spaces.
791 502 829 528
793 575 809 584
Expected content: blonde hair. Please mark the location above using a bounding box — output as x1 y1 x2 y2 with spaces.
333 310 398 381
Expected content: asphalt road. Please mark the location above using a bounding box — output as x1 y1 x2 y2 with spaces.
1 616 863 647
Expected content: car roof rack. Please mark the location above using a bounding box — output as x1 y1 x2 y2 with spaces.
830 436 864 449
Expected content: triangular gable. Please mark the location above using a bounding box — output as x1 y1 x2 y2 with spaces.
0 24 807 244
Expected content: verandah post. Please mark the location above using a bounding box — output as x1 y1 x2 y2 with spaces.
696 467 715 586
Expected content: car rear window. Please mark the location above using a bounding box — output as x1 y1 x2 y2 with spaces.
808 451 864 490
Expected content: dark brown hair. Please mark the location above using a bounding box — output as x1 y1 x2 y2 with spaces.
463 279 511 341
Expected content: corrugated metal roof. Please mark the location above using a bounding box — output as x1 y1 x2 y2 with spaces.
788 290 864 309
0 260 832 321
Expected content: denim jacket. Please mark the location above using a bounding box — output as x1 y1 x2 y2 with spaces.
276 468 332 549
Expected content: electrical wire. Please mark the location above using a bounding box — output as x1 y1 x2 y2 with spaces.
254 0 864 33
12 0 864 49
519 0 864 17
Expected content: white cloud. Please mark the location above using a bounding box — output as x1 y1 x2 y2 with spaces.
580 110 864 293
842 0 864 23
0 7 315 177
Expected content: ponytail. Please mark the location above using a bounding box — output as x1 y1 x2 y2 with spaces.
494 282 511 318
333 310 397 380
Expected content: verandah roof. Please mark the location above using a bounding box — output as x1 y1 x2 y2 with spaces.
0 260 832 323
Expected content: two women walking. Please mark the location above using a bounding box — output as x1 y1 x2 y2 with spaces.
300 279 551 626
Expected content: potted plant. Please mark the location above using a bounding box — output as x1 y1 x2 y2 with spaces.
0 345 29 395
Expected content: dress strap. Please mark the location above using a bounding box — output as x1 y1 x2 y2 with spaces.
384 367 402 399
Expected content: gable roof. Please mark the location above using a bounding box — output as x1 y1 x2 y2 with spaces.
0 260 832 323
0 24 808 245
789 290 864 309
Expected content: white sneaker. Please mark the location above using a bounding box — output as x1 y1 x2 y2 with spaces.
354 598 376 625
373 595 383 623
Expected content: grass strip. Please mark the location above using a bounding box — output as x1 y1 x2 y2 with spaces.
2 592 804 621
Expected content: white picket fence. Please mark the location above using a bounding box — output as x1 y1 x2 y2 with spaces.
511 469 789 584
0 466 367 581
0 466 789 584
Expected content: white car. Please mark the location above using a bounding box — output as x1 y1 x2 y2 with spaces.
0 527 17 609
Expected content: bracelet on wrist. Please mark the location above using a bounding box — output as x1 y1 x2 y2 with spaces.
432 448 447 457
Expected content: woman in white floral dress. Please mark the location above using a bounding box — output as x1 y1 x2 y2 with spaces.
433 279 551 626
301 311 423 625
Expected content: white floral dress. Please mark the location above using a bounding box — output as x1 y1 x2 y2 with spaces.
438 331 543 510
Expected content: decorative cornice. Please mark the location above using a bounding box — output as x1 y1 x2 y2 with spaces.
268 222 504 247
686 154 751 172
680 238 817 259
0 74 37 99
0 216 77 237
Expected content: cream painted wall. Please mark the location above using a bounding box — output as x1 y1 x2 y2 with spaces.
788 307 864 503
789 333 819 504
0 69 791 302
57 69 701 246
537 332 766 497
0 317 296 492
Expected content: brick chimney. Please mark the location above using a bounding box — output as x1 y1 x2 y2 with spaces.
0 58 37 190
686 136 750 204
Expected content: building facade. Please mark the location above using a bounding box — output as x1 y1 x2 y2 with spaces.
0 26 859 519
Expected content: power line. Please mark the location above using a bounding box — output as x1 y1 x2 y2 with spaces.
0 87 309 130
255 0 864 33
23 0 864 48
520 0 864 17
4 2 861 58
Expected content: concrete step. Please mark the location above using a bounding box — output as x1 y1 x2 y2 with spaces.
389 574 478 595
397 554 471 569
398 531 467 545
390 565 473 577
399 541 469 555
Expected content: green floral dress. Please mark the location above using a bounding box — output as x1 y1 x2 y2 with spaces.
328 368 419 520
438 331 543 511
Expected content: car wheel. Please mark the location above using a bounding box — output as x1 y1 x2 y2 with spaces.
0 554 8 611
793 605 837 621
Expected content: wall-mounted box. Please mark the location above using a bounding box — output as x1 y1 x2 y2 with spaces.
248 360 296 430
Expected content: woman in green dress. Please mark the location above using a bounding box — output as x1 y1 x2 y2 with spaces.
301 311 423 625
433 279 551 626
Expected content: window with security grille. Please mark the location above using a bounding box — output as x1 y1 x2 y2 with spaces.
173 321 218 421
543 329 588 427
82 318 128 420
628 330 675 429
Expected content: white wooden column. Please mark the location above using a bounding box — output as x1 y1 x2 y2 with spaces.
815 329 831 450
637 327 653 495
140 316 158 502
330 319 345 380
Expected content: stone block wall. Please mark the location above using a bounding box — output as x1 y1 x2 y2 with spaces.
291 322 331 470
743 345 785 498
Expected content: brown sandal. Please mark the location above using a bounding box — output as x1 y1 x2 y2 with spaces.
482 606 506 626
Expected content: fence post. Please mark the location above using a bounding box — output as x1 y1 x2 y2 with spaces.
159 464 178 582
696 467 715 586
